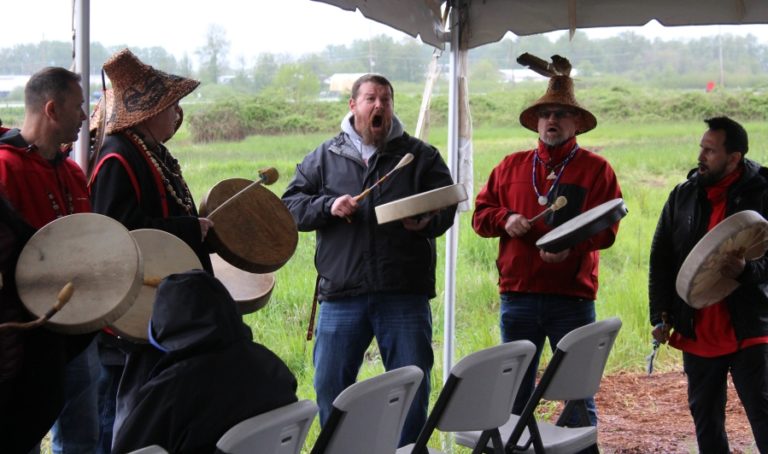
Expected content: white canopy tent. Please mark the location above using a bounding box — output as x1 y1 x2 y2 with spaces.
69 0 768 381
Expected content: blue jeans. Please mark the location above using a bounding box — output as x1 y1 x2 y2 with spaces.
313 293 433 447
50 339 100 454
500 292 598 426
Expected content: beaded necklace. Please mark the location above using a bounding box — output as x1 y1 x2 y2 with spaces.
47 189 74 218
531 143 579 206
26 144 75 217
126 129 194 214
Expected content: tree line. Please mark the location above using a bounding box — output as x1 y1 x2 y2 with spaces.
1 27 766 98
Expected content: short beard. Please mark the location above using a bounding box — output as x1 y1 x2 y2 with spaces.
361 120 391 148
541 135 565 147
697 166 729 186
698 171 723 187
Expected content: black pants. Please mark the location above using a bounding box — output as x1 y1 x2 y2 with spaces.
683 344 768 454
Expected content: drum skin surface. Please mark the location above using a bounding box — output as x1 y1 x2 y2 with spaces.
676 210 768 309
536 198 628 253
210 253 274 314
199 178 298 274
16 213 143 334
110 229 203 342
375 183 468 225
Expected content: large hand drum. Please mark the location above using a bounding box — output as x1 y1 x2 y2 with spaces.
536 198 628 253
375 183 468 225
109 229 202 342
200 178 298 273
676 210 768 309
210 253 275 314
15 213 142 334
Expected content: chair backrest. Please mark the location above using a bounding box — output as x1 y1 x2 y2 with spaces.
437 340 536 432
543 317 622 401
215 400 318 454
310 365 423 454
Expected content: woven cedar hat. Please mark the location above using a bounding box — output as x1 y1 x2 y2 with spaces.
102 49 199 134
517 53 597 135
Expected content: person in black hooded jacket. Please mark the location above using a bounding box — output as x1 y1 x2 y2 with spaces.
111 270 297 453
0 191 93 454
649 117 768 453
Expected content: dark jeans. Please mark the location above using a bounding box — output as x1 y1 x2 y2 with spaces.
50 339 100 454
683 344 768 454
500 292 597 426
96 363 123 453
313 293 433 447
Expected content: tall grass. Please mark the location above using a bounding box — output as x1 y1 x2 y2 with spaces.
166 121 768 451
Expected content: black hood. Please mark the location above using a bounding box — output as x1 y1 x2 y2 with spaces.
148 270 250 354
0 128 26 147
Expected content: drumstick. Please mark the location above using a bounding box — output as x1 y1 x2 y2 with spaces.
528 196 567 223
0 281 75 331
344 153 414 223
207 167 279 221
354 153 414 203
143 276 163 287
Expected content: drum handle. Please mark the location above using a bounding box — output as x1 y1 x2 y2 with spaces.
0 282 75 331
528 196 567 223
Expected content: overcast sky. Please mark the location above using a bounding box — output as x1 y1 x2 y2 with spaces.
8 0 768 64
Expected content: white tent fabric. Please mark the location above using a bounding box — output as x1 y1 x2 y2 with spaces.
314 0 768 50
312 0 768 380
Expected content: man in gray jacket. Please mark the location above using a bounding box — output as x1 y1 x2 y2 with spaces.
282 74 456 447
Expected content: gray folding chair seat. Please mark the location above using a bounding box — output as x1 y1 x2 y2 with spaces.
397 340 536 454
310 365 423 454
215 399 318 454
456 317 622 454
126 446 168 454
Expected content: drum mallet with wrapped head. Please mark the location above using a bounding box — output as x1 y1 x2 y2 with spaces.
528 196 567 223
207 167 279 221
0 282 75 331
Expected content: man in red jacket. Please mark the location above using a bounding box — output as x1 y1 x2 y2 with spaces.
0 67 98 453
472 70 622 426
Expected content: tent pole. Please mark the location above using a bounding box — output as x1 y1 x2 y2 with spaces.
73 0 90 171
443 1 460 385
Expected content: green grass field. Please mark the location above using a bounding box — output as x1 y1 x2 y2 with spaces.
7 114 763 452
164 120 768 452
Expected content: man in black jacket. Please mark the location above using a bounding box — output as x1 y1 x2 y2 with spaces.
111 270 297 453
282 74 456 446
649 116 768 453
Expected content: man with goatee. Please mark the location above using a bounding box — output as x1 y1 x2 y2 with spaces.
649 116 768 453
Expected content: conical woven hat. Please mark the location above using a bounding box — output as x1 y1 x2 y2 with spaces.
519 75 597 135
102 49 199 134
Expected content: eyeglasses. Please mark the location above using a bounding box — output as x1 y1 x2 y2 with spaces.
537 109 576 119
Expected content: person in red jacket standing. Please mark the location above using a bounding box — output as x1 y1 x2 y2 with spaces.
0 67 99 453
472 66 622 427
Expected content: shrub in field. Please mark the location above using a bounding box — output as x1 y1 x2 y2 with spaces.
183 86 768 143
187 100 247 143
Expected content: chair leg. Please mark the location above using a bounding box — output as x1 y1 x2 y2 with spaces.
471 429 492 454
471 429 504 454
489 430 505 454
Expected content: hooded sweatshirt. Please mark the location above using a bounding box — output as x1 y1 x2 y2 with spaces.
0 128 90 228
112 270 297 453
